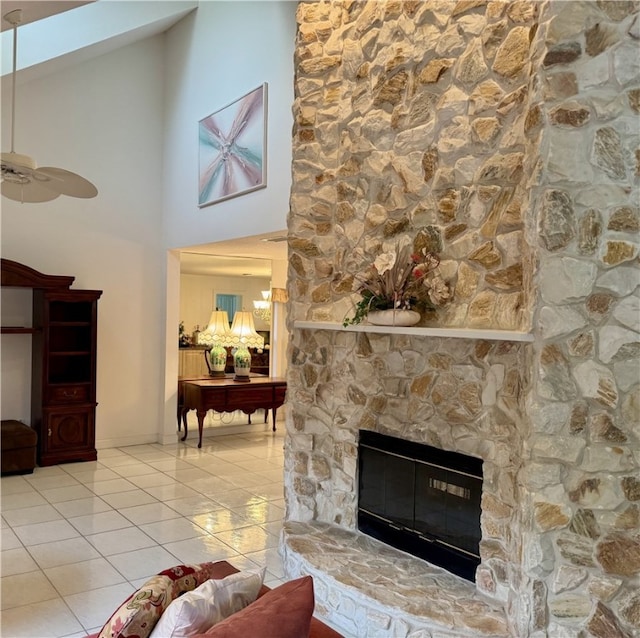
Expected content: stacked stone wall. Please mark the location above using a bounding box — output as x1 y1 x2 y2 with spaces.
286 1 640 636
289 0 542 331
522 2 640 636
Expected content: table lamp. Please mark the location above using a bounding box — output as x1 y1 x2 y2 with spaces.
197 310 231 377
228 311 264 381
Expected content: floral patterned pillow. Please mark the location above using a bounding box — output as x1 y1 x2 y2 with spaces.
98 562 222 638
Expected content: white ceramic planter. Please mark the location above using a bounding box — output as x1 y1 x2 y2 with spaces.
366 309 421 327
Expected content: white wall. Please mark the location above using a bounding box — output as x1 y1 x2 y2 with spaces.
159 1 296 443
1 36 166 447
1 289 33 423
161 1 296 248
1 2 297 448
180 273 272 335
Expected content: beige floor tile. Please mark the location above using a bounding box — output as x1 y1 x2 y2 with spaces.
1 546 39 576
86 526 156 556
168 467 215 483
44 557 127 596
87 477 138 495
212 488 267 510
0 475 33 495
13 519 80 546
0 429 286 638
53 496 113 518
97 455 140 468
105 545 181 581
110 462 158 478
119 502 182 526
187 476 237 496
64 582 135 630
99 489 159 509
161 535 237 565
28 537 101 569
1 526 22 549
143 483 199 501
164 495 222 517
60 460 105 474
96 448 133 458
1 503 63 527
126 472 177 489
247 482 285 501
256 468 286 483
146 458 195 472
68 510 132 536
243 546 285 579
1 571 59 610
210 448 256 462
66 468 121 484
189 509 251 534
228 459 279 473
1 490 48 510
213 524 278 554
138 517 204 544
25 474 80 491
0 597 84 637
39 484 95 504
231 501 284 524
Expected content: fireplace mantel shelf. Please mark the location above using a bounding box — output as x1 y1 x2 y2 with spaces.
294 321 535 342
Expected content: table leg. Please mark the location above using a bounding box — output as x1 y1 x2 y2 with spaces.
180 413 188 442
181 408 188 433
264 409 268 424
271 408 277 432
196 410 206 448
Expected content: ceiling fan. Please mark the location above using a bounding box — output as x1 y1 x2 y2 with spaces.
1 9 98 203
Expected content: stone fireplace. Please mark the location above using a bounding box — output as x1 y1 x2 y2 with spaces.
283 1 640 637
282 330 530 635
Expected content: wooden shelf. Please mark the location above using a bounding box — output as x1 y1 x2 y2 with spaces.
294 321 535 343
1 326 39 334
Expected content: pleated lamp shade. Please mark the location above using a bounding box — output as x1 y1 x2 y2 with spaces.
228 311 264 349
197 311 231 346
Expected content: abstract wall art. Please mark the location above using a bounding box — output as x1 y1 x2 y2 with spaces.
198 83 267 207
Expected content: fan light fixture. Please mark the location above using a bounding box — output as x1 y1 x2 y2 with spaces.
1 9 98 203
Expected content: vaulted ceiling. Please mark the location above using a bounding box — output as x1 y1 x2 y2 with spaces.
1 0 288 278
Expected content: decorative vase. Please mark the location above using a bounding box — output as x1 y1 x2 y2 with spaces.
367 309 421 327
207 344 228 377
233 345 252 381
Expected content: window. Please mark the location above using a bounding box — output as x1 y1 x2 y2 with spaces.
215 294 242 322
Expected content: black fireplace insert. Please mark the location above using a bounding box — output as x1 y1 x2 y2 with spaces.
358 430 483 582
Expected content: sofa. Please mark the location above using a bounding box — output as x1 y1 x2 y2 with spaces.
89 560 343 638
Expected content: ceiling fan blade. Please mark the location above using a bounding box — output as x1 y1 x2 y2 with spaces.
36 167 98 199
1 179 60 203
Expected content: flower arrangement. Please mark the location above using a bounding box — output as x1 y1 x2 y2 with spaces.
178 321 192 348
343 243 451 326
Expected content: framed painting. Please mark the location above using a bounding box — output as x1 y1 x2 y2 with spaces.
198 83 267 207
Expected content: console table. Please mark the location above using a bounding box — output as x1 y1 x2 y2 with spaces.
179 376 286 448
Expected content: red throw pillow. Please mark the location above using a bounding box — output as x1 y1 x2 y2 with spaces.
199 576 314 638
98 562 224 638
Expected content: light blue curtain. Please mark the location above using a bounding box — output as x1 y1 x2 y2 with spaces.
216 294 242 323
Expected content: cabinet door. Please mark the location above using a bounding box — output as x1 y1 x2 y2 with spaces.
40 408 96 465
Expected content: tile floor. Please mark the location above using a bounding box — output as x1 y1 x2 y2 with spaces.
1 413 287 638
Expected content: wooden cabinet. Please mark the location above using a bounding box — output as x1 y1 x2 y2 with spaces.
32 289 101 466
1 259 102 467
